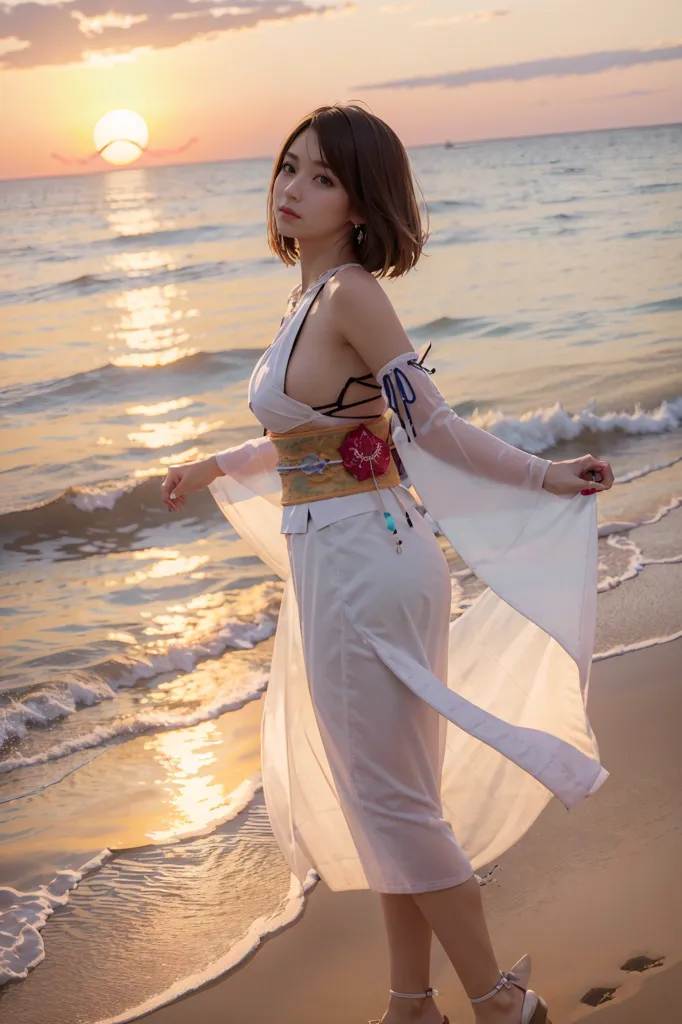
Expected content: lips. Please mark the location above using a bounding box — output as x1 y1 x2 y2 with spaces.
279 206 300 218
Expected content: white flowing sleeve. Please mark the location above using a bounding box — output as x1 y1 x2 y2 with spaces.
378 348 598 682
214 434 278 479
380 348 552 492
209 434 289 580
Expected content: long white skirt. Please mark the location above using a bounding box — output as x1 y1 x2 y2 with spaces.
210 429 608 895
284 504 474 893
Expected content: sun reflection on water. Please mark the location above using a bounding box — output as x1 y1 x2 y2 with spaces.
143 722 234 842
105 172 162 237
103 171 199 369
124 549 210 585
127 397 194 416
127 416 222 449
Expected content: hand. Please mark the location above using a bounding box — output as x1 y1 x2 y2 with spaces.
161 456 221 511
542 454 614 497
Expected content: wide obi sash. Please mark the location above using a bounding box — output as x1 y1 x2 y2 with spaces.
268 411 401 506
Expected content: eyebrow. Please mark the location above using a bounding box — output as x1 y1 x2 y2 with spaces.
283 150 330 169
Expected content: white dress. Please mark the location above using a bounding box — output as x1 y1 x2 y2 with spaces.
209 263 608 893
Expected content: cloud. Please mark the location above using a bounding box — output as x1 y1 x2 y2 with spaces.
0 0 345 70
72 11 149 37
416 9 509 27
354 43 682 91
0 33 28 54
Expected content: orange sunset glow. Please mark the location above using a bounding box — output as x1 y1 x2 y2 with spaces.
0 0 681 180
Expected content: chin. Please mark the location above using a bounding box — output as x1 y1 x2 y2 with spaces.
277 217 300 232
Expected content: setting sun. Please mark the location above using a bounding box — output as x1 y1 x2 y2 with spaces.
94 110 149 166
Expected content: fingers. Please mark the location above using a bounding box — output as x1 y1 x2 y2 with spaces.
579 455 613 492
596 461 615 488
161 468 184 511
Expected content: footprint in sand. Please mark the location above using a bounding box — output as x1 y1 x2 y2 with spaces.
580 987 618 1007
619 954 665 972
579 954 666 1007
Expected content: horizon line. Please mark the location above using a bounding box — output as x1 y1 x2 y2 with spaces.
2 117 680 185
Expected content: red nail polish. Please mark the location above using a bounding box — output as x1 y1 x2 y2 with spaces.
581 488 596 495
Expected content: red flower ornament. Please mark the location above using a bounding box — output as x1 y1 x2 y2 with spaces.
338 424 392 482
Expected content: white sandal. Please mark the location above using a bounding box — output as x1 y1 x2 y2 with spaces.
368 985 449 1024
470 954 551 1023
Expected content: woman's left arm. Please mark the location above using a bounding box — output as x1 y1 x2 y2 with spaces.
332 271 613 497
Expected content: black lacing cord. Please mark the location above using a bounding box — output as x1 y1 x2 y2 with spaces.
311 374 382 417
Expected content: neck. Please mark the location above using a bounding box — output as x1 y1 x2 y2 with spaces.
296 243 358 293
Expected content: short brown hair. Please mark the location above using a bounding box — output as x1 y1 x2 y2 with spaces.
266 102 430 279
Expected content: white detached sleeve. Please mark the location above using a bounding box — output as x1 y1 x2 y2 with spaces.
379 348 599 684
381 347 551 493
209 434 289 580
214 433 278 479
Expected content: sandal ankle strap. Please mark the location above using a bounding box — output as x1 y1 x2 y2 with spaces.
470 971 515 1004
390 986 439 999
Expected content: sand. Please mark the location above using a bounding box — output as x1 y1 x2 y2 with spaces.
144 637 682 1024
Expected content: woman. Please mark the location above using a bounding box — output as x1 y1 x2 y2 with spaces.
161 103 613 1024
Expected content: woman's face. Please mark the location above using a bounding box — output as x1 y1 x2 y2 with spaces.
273 127 357 242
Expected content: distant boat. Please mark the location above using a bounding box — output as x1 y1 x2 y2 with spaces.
444 140 454 149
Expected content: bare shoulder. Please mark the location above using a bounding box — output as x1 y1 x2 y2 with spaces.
329 266 415 376
329 265 384 310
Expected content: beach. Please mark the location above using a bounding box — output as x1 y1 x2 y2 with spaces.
1 123 681 1023
145 637 682 1024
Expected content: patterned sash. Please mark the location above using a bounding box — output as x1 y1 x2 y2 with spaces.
268 411 400 506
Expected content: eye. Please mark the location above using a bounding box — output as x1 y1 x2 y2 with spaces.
281 161 294 173
316 174 334 187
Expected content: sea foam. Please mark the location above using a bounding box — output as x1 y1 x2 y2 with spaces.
0 850 112 986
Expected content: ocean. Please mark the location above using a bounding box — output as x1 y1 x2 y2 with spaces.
1 122 681 1023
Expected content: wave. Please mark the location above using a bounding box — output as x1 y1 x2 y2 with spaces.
92 223 231 252
0 668 271 773
0 347 261 413
0 584 280 757
430 227 486 246
594 628 682 661
0 849 112 986
0 462 251 553
598 495 682 539
3 396 681 532
595 497 682 597
427 198 483 213
467 394 682 454
636 181 682 195
0 772 268 990
633 295 682 314
614 452 682 484
597 532 682 594
0 748 109 806
410 315 491 340
0 474 167 538
0 256 274 308
93 868 319 1024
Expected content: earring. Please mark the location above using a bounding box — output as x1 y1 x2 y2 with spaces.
354 223 365 245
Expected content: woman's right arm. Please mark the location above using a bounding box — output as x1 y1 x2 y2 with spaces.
331 271 613 497
161 435 277 511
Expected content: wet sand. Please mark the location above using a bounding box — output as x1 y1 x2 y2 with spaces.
145 637 682 1024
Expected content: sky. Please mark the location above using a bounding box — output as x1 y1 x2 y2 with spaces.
0 0 681 180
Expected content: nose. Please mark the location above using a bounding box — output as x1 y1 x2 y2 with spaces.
283 172 301 200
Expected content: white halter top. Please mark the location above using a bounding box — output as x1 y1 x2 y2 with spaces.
248 263 417 534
